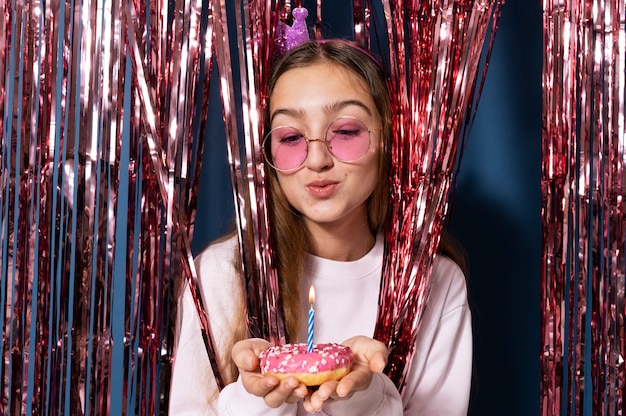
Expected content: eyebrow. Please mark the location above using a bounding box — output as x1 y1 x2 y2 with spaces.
270 99 373 124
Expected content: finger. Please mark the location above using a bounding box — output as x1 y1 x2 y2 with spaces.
334 365 376 397
284 383 308 404
368 350 388 373
232 348 259 372
240 374 280 397
302 396 316 413
231 338 271 371
232 338 272 357
335 374 358 397
305 381 339 411
354 344 388 372
303 391 326 413
315 380 339 401
263 377 302 408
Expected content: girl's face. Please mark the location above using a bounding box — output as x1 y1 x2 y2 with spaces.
268 62 382 234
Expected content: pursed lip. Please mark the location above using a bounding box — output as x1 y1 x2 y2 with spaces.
305 179 339 197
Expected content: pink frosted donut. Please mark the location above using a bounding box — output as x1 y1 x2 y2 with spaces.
259 343 354 386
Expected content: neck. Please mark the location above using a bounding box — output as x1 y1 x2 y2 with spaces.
304 215 376 261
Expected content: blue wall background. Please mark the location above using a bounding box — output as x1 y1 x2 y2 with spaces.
192 1 543 414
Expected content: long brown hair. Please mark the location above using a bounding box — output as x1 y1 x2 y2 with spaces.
265 40 393 342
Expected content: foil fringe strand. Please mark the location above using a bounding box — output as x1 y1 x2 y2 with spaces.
541 0 626 414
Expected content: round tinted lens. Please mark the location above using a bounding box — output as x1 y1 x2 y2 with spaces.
265 127 308 170
325 118 371 162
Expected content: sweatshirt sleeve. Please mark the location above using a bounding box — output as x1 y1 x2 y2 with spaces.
218 376 298 415
168 282 221 415
318 372 403 416
402 256 473 415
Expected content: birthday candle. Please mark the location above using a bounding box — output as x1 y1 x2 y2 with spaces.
307 286 315 353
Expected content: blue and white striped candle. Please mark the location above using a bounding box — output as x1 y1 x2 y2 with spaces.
307 285 315 353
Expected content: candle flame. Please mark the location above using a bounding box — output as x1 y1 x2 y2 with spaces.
308 285 315 304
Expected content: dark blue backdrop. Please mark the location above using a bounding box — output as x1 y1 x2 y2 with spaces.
192 1 542 414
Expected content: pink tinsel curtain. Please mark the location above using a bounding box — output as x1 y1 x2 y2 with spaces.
0 0 212 414
541 0 626 413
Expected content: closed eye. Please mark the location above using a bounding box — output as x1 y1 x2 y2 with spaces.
331 129 361 139
277 133 305 145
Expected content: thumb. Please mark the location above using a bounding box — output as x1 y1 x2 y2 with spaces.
369 349 388 373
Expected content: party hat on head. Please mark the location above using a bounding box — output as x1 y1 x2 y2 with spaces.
275 7 310 56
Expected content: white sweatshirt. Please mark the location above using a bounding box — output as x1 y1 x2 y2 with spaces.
169 234 472 415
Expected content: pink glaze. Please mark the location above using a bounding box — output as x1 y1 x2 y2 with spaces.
259 343 353 375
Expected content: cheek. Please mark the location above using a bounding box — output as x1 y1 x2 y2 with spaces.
349 158 380 199
364 153 381 183
275 174 299 203
363 166 380 196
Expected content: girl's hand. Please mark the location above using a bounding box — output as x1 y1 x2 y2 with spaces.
231 338 309 408
303 335 389 413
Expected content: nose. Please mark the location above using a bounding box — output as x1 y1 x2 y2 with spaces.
304 138 333 171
